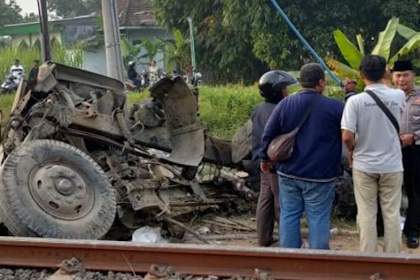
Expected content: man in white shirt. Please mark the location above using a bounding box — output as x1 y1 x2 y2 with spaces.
341 55 405 253
9 59 24 84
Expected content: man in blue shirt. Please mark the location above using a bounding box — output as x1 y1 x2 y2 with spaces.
260 63 344 249
252 70 297 247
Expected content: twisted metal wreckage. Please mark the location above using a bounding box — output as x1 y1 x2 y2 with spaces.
0 62 258 240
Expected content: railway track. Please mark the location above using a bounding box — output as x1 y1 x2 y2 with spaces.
0 237 420 280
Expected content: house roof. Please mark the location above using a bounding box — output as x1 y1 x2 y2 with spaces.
117 0 157 27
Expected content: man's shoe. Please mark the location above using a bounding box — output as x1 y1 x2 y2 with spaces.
407 236 419 249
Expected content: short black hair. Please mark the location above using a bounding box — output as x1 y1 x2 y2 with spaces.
299 63 325 88
15 59 20 63
33 60 39 64
359 55 386 82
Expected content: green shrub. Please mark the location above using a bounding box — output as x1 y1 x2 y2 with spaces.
199 85 262 139
0 94 15 127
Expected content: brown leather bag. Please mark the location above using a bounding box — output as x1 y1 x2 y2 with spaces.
267 95 321 162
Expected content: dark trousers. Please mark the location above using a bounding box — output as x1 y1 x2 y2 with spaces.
256 172 280 246
403 146 420 238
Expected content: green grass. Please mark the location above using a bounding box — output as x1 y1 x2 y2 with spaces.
0 94 16 127
127 90 151 104
199 85 262 139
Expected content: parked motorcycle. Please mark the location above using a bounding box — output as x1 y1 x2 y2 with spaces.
125 71 150 92
1 75 19 94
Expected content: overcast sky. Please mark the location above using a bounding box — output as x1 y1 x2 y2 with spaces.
14 0 39 15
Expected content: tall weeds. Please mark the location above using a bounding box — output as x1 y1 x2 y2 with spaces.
0 44 84 79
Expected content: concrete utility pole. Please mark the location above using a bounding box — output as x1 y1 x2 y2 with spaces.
37 0 51 62
101 0 124 81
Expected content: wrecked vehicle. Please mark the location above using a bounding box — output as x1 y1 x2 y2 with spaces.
0 62 254 240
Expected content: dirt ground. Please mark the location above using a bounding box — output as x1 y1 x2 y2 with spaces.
185 213 420 255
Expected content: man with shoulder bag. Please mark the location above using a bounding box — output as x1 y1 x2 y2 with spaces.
342 55 405 253
260 63 344 249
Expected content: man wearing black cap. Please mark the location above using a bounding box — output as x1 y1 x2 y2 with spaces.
253 70 297 246
393 60 420 249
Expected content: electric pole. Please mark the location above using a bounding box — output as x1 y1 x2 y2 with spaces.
101 0 124 81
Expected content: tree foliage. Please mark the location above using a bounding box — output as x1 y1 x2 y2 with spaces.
327 17 420 93
150 0 266 84
150 0 420 84
0 0 42 26
47 0 101 18
0 0 23 26
155 30 191 74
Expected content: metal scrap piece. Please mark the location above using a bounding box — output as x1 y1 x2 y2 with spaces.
150 77 204 167
81 101 98 118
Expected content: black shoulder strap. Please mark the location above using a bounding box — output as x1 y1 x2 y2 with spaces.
365 90 400 134
297 95 321 129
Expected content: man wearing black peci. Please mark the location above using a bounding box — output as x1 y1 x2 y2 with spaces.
393 60 420 249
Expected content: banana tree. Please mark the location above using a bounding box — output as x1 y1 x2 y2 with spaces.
327 17 420 80
156 29 191 74
120 37 144 67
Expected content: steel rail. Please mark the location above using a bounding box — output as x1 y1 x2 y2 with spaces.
0 237 420 280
